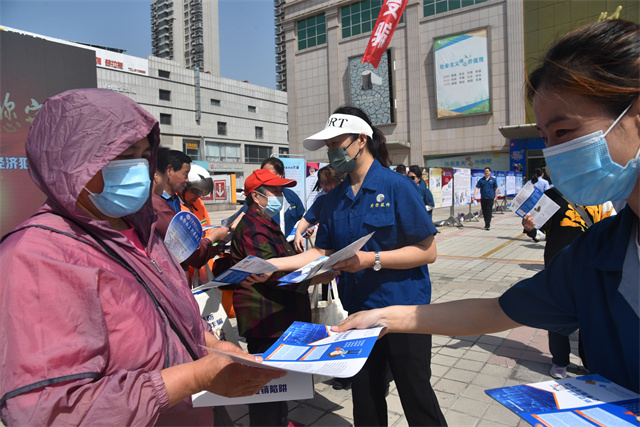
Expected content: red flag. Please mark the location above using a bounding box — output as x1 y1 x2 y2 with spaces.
362 0 408 68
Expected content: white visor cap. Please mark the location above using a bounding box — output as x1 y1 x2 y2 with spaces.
303 114 374 151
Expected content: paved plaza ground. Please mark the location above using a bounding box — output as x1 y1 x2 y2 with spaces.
208 204 586 427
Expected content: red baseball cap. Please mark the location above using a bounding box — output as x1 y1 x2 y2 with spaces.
244 169 297 196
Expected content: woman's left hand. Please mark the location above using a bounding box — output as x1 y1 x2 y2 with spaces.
332 251 374 273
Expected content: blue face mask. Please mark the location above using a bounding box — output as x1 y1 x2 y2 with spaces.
542 102 639 206
85 158 151 218
257 192 284 218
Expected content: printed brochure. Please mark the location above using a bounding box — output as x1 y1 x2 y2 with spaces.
278 232 374 284
508 182 560 229
486 374 640 426
191 255 278 292
204 321 383 378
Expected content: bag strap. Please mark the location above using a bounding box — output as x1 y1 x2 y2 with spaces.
2 211 200 363
561 195 593 228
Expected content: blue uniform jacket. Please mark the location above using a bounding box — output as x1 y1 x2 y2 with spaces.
315 159 437 313
500 206 639 392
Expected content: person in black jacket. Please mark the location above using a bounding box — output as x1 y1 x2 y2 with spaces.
522 187 614 379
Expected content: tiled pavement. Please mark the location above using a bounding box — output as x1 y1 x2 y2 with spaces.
208 205 587 427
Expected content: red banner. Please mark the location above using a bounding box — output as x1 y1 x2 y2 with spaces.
361 0 408 68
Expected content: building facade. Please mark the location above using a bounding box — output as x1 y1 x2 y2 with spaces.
151 0 221 75
280 0 526 171
1 26 288 192
97 56 288 188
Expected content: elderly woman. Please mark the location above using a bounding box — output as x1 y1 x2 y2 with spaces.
336 19 640 394
0 89 283 426
231 169 334 426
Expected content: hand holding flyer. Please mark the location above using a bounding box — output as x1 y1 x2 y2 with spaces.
278 232 374 284
508 182 560 229
191 255 278 292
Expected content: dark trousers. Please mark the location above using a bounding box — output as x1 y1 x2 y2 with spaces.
549 330 588 369
480 199 494 228
351 333 446 426
246 337 288 427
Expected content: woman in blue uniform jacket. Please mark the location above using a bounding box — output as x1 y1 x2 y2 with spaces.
262 106 446 426
334 20 640 395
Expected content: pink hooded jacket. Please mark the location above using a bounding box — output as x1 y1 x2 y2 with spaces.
0 89 213 425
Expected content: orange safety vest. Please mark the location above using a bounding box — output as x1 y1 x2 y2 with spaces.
181 198 236 318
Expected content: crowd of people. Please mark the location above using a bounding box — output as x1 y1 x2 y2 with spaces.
0 18 638 427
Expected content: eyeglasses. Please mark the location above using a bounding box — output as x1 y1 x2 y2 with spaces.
408 175 418 180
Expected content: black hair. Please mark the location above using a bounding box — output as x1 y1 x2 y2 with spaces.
332 106 391 168
313 165 345 192
157 147 191 174
527 20 639 119
408 165 422 181
261 157 285 176
395 164 406 174
484 167 492 172
531 167 543 184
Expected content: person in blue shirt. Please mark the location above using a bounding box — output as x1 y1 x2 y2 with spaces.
472 167 498 230
238 158 306 237
260 157 305 237
263 106 446 426
333 20 640 394
408 165 435 219
531 167 551 192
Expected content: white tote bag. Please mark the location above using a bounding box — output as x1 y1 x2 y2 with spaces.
192 265 240 346
310 280 348 326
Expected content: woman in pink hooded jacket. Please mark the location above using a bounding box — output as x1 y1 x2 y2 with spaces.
0 89 283 426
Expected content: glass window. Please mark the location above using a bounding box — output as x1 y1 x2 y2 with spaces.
341 0 404 39
424 0 490 17
297 14 326 50
159 89 171 101
183 140 200 161
205 142 241 163
160 113 172 125
217 122 227 136
279 147 289 155
248 105 257 113
255 127 264 140
211 99 220 106
244 144 272 164
158 70 170 78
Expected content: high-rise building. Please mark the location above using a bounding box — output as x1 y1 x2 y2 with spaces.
274 0 286 91
151 0 220 75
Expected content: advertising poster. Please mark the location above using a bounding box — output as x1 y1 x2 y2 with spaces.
471 169 484 201
428 168 443 209
305 162 320 208
279 156 306 208
453 168 471 206
434 28 490 118
515 172 523 195
496 171 506 198
164 211 202 263
0 29 97 237
505 171 516 197
510 140 525 175
441 168 453 208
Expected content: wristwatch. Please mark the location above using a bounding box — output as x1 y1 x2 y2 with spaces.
373 251 382 271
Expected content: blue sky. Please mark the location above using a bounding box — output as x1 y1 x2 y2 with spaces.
0 0 278 88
